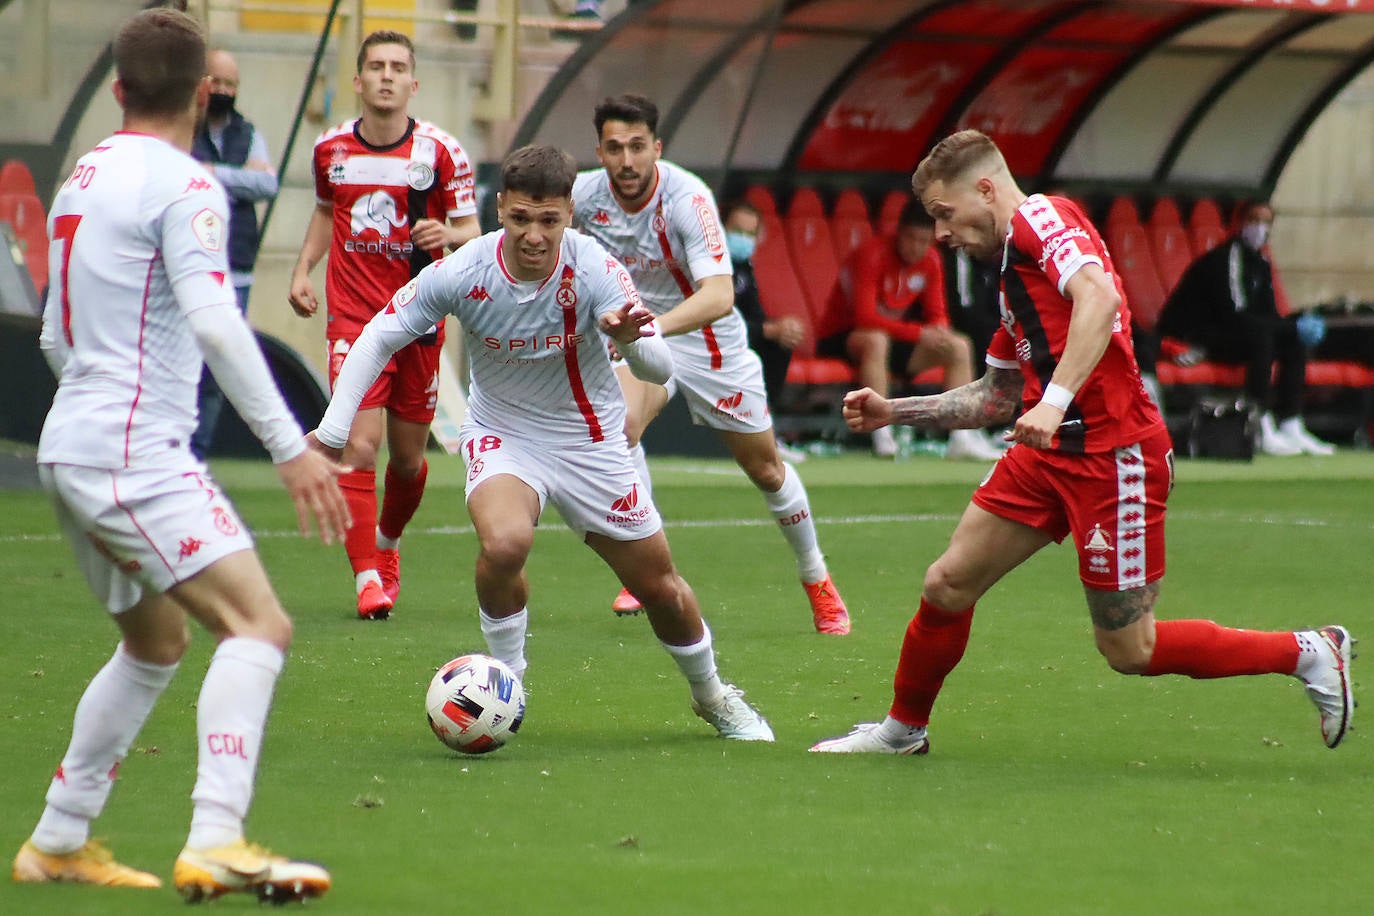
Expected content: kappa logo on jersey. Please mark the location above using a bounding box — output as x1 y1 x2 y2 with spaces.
190 208 224 252
184 176 213 194
350 190 407 238
591 209 613 227
692 194 726 262
178 537 205 560
465 285 491 301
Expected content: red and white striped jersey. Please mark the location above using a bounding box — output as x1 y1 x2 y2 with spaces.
355 228 644 445
988 194 1165 454
40 133 244 468
572 161 743 370
311 117 477 338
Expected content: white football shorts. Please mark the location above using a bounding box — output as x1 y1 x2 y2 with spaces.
40 460 255 613
665 340 773 433
460 423 661 541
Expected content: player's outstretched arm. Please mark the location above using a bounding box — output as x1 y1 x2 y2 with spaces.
275 446 350 544
859 366 1023 433
600 303 673 384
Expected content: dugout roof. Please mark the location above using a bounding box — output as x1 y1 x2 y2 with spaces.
514 0 1374 198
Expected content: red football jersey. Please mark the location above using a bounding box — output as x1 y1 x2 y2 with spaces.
820 236 950 342
987 194 1165 454
312 117 476 338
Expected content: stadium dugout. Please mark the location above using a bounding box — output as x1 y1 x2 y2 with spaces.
5 0 1374 452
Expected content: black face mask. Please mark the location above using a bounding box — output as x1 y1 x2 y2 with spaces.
206 92 235 118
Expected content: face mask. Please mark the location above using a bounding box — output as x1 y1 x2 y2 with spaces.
206 92 235 118
725 231 756 262
1240 222 1269 250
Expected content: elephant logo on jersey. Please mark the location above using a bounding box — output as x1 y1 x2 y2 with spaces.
350 191 407 238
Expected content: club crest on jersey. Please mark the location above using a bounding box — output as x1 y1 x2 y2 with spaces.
406 160 435 191
351 190 407 237
556 265 577 309
652 211 667 234
191 208 225 251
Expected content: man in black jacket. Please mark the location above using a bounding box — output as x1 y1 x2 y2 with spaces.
1158 200 1333 455
190 49 279 458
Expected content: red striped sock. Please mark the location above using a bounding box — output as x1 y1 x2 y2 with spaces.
339 469 377 576
889 598 974 727
378 460 428 541
1145 619 1299 678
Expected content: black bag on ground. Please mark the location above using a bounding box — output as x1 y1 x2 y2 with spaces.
1186 398 1257 460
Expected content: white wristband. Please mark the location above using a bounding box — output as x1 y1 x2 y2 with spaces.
1042 383 1074 411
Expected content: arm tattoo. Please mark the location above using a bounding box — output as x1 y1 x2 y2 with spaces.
889 366 1023 430
1085 582 1159 631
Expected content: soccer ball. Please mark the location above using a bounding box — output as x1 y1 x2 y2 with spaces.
425 654 526 754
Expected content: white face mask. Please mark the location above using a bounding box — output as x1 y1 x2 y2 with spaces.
1241 222 1270 250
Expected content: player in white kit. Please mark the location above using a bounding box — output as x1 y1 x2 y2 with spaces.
572 94 851 635
13 10 348 902
311 145 773 741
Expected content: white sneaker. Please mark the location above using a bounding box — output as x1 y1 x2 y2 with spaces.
1280 420 1336 456
776 442 809 465
1259 413 1302 456
872 426 898 458
945 428 1003 461
1297 626 1355 748
809 722 930 755
692 684 774 741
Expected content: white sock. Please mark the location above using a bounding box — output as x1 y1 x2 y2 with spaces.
187 638 283 851
376 532 400 551
629 442 654 504
355 569 382 592
660 624 726 705
32 644 178 854
877 716 926 742
479 608 528 679
762 463 827 582
1279 416 1306 438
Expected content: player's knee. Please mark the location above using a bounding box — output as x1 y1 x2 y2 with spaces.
922 561 973 610
478 531 534 575
744 455 785 491
1096 634 1153 675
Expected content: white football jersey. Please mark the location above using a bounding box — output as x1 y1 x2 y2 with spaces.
39 133 244 468
572 161 747 371
363 228 645 445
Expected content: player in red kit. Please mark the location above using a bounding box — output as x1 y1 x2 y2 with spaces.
811 129 1353 756
289 30 479 619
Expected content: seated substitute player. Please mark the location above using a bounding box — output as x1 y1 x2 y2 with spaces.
817 200 1001 460
309 145 774 742
13 8 349 900
572 93 850 634
811 129 1353 756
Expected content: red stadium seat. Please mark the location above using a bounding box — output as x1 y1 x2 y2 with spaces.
829 189 873 263
743 185 778 220
0 159 37 198
876 190 908 238
1147 198 1194 297
1105 219 1166 333
0 191 49 292
1188 198 1227 257
1106 195 1140 232
783 188 840 319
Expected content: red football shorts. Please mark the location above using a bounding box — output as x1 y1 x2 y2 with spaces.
328 329 443 424
972 428 1174 591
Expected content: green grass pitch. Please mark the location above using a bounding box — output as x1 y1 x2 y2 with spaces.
1 451 1370 914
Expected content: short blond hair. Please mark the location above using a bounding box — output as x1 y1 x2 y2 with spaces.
912 129 1007 198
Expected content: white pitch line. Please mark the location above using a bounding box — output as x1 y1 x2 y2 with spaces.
4 510 1370 544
